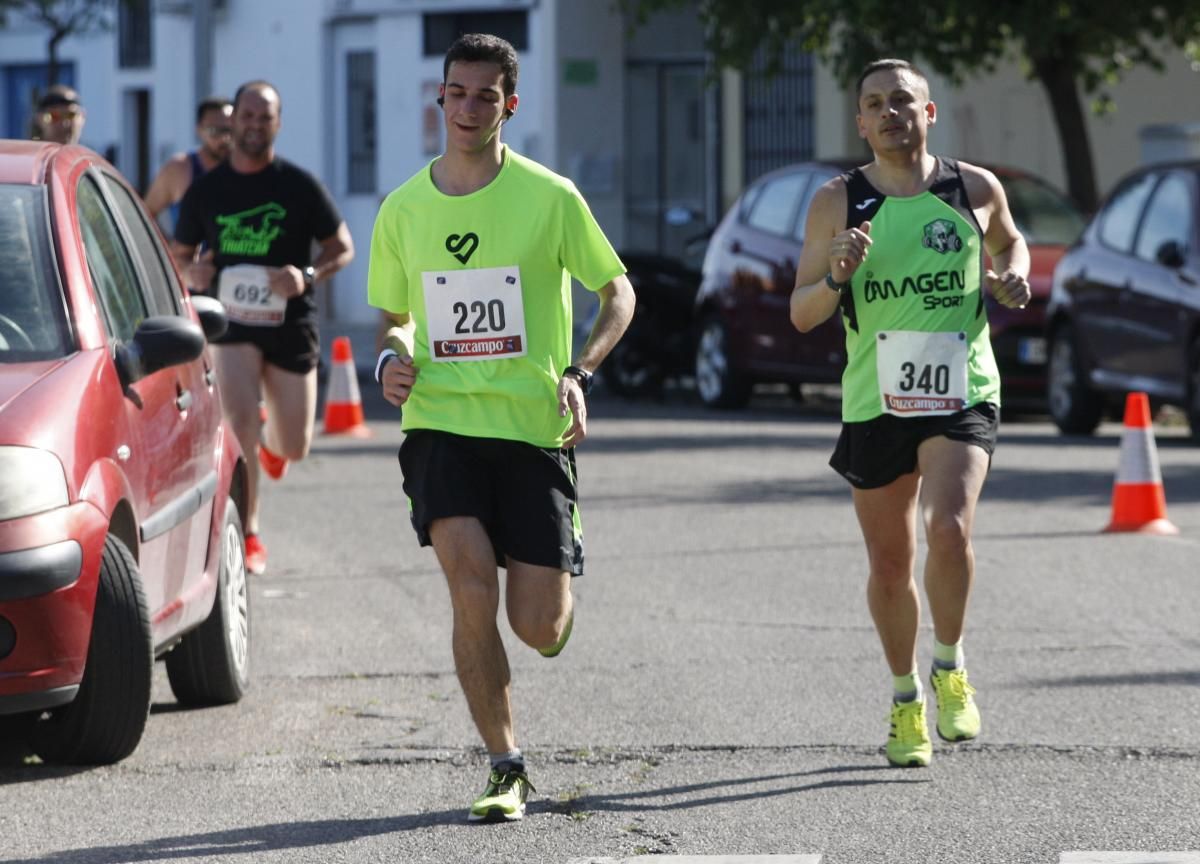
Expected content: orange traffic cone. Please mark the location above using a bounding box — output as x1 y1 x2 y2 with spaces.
1103 392 1177 535
322 336 372 438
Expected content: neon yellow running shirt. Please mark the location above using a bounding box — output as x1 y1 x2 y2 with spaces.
838 158 1001 422
368 147 625 447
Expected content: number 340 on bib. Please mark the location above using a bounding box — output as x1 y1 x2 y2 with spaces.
875 330 968 416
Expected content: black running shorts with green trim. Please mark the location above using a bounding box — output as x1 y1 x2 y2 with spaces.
829 401 999 490
398 429 585 575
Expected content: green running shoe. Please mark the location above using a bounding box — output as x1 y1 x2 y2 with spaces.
886 699 932 768
538 607 573 658
468 765 536 823
930 667 981 742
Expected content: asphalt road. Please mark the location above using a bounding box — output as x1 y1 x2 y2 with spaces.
2 382 1199 864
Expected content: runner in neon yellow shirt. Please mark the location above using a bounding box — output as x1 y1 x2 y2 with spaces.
368 33 634 824
789 59 1030 771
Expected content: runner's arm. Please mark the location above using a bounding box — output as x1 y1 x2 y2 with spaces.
377 311 417 408
963 164 1031 309
570 274 636 375
143 156 185 218
310 222 355 284
790 180 860 333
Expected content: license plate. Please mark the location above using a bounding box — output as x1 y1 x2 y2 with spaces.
1018 337 1047 365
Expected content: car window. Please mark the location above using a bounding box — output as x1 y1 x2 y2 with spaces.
77 175 147 343
745 172 809 237
790 172 825 242
0 184 72 359
100 172 182 317
1098 171 1158 254
998 174 1086 246
1134 172 1192 263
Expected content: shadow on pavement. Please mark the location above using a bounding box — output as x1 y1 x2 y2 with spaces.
545 762 928 817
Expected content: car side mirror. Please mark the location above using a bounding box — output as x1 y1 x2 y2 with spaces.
189 293 228 341
114 315 206 389
1155 239 1186 269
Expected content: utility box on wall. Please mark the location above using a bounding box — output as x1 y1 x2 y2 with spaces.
1139 122 1200 165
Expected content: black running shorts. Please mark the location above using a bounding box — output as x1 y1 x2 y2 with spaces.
219 320 320 374
398 429 585 576
830 401 999 490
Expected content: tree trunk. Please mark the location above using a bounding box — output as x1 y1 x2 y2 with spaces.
1033 54 1098 213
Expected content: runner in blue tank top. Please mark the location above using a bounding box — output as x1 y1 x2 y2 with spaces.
789 59 1031 769
145 96 233 230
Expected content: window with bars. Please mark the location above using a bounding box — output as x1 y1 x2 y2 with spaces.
118 0 152 69
422 11 528 55
346 51 376 195
742 47 814 184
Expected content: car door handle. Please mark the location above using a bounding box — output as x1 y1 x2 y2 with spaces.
176 389 193 412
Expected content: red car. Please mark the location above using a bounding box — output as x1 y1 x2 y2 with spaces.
0 140 249 764
693 159 1086 408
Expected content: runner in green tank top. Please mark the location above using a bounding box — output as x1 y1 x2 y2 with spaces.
368 34 634 823
789 59 1031 770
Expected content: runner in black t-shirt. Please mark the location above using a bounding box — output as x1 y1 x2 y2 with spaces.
172 80 354 576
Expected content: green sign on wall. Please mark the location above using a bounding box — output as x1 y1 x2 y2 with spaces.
564 59 598 86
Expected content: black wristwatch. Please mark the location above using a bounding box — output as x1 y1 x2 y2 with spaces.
302 266 316 290
825 273 850 295
563 365 594 395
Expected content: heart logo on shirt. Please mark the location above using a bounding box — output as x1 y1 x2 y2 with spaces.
445 232 479 264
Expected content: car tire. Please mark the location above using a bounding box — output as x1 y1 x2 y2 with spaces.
166 500 250 706
33 534 152 765
695 314 751 409
1187 338 1200 444
603 310 664 399
1047 322 1104 435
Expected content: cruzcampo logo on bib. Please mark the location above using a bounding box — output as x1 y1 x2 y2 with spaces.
217 202 286 256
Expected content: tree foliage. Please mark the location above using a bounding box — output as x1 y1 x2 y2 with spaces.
0 0 120 87
622 0 1200 210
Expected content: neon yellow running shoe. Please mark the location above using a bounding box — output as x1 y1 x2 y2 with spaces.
930 667 981 742
886 699 932 768
468 765 536 823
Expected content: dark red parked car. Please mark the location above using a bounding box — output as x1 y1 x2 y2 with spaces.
693 159 1085 408
0 140 249 764
1047 160 1200 440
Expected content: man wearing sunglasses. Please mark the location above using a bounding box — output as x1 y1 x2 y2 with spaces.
145 97 234 229
32 85 85 146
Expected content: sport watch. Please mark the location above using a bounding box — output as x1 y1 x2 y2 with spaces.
302 266 316 290
563 365 594 395
825 273 850 295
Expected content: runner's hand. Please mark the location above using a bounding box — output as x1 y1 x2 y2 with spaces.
271 265 306 299
986 267 1031 309
558 376 587 447
185 249 216 293
381 354 418 407
830 221 872 283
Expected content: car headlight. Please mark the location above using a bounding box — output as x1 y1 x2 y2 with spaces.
0 447 69 521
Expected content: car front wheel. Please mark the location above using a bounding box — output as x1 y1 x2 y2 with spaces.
33 534 152 765
1187 338 1200 444
695 314 751 409
166 500 250 705
1047 323 1104 435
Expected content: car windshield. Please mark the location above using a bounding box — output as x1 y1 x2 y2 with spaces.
998 174 1087 246
0 184 71 361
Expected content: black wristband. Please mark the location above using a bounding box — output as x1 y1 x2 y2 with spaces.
825 273 850 295
563 365 594 395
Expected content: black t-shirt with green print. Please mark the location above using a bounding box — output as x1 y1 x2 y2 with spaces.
175 157 342 325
